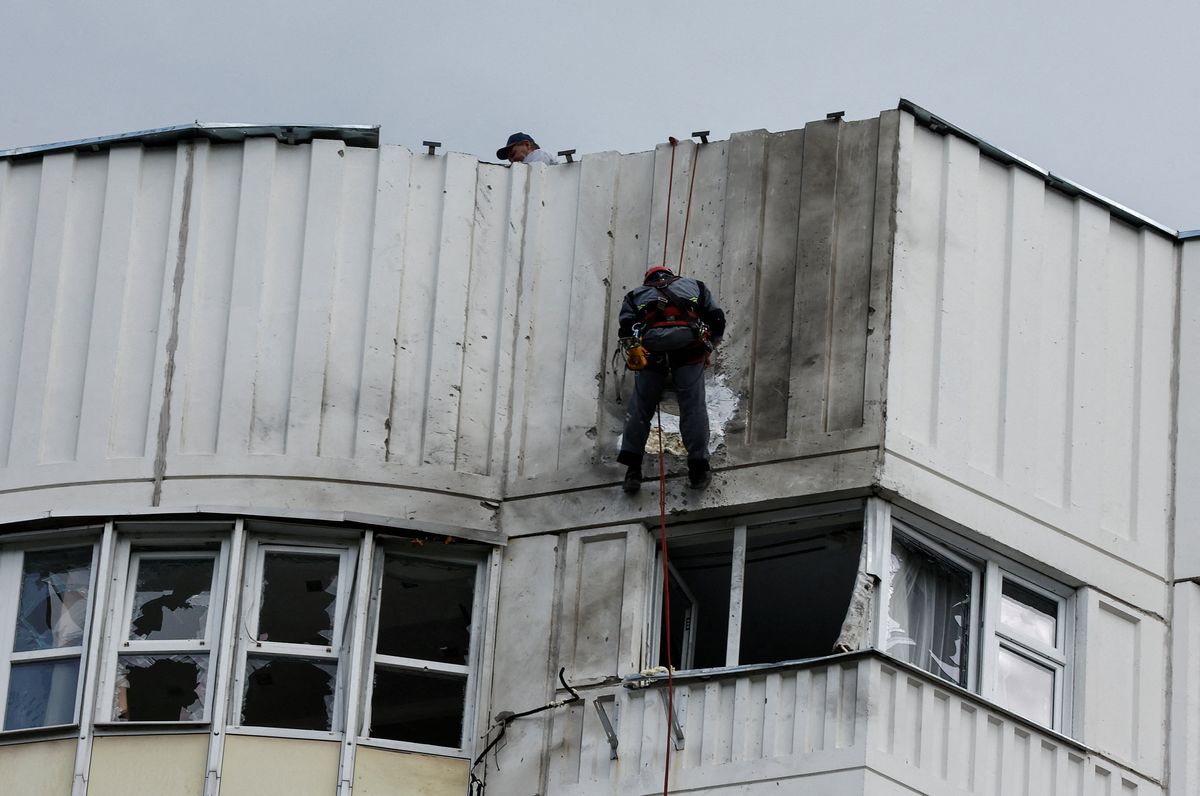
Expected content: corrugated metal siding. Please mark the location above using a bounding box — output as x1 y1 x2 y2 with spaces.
541 657 1160 795
0 114 896 520
885 115 1176 578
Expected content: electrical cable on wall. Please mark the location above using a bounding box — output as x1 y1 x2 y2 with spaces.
468 668 581 796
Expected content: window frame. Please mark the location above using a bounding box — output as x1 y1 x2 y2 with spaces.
96 536 231 726
228 538 358 740
876 503 1075 731
648 500 868 673
0 535 102 734
356 542 489 758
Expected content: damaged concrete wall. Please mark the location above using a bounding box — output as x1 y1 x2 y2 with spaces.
0 112 898 536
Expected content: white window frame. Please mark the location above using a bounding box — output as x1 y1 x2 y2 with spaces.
96 537 231 725
0 537 101 733
229 538 358 740
356 543 488 758
980 565 1070 729
874 502 1074 731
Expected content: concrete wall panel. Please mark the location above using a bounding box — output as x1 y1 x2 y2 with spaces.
0 738 75 795
1077 588 1167 779
352 747 468 796
0 115 894 524
555 524 653 683
87 733 207 796
219 735 339 796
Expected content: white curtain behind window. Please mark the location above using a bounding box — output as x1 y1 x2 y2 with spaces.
885 536 971 688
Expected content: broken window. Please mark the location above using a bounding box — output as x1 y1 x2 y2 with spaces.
2 545 95 730
242 656 336 731
885 533 977 688
364 551 481 750
658 507 864 670
880 509 1072 730
107 550 221 722
236 544 353 733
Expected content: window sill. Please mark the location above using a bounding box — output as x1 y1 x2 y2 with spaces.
354 736 470 759
0 723 79 745
93 721 210 736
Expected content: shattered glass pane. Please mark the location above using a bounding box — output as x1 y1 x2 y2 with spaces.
370 666 466 748
129 557 215 641
258 552 339 645
13 547 93 652
113 654 208 722
886 535 972 688
376 556 475 664
4 658 80 730
241 655 336 731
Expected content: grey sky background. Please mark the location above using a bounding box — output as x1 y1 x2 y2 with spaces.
2 0 1196 230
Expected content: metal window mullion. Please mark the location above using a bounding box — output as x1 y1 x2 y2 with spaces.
725 525 747 667
979 560 1001 702
375 655 471 677
205 519 245 796
994 632 1067 667
249 641 341 660
9 646 87 663
869 502 894 651
71 522 116 796
0 551 21 724
336 531 374 796
118 639 211 655
460 551 490 756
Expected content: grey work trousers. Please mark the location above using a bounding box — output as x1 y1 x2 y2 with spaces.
618 360 709 469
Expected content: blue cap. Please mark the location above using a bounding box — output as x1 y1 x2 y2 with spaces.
497 132 534 160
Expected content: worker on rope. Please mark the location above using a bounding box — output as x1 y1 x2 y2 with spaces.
617 265 725 493
496 132 559 165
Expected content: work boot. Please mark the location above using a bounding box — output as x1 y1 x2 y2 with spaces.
622 467 642 494
687 460 711 490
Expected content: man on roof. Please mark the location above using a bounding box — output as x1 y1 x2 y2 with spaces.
617 265 726 493
496 132 559 165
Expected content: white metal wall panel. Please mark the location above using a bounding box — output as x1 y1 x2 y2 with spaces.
1174 239 1200 579
868 660 1161 795
545 659 868 794
886 116 1177 583
1076 588 1167 780
539 657 1158 795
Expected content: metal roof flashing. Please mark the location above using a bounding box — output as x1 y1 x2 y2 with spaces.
897 99 1181 240
0 122 380 161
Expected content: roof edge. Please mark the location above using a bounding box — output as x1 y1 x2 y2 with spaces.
898 99 1179 240
0 122 380 161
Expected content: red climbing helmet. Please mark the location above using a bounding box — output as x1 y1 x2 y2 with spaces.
644 265 674 281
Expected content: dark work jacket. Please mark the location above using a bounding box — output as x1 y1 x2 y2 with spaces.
618 274 726 366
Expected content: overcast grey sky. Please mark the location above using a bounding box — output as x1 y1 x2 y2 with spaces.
2 0 1196 230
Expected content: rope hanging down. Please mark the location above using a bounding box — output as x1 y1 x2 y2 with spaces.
654 134 702 795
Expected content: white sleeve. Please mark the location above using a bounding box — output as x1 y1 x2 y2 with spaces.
523 149 559 165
